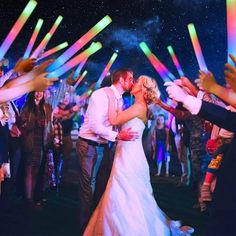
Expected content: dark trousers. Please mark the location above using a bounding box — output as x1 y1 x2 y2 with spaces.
76 139 114 232
206 139 236 236
9 137 25 196
61 135 73 179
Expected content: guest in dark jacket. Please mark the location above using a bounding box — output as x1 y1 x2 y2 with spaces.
20 91 54 206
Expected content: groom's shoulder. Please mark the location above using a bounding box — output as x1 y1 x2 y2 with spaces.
92 87 109 95
91 87 108 98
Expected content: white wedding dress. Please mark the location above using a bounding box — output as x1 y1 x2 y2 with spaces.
84 118 191 236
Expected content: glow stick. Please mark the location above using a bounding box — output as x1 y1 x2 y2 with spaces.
23 18 43 59
158 59 176 81
31 15 63 58
187 23 208 72
139 42 174 82
78 83 96 103
73 70 88 89
95 52 118 89
73 58 88 79
167 45 184 77
47 42 102 78
227 0 236 65
47 15 112 71
38 41 68 61
0 0 37 60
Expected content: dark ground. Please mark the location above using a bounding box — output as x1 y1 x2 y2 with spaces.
0 150 208 236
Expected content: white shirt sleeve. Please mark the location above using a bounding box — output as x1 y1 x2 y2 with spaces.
88 91 118 142
197 90 205 99
183 95 202 115
0 69 14 87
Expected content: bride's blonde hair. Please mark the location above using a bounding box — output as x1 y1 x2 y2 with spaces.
138 75 160 104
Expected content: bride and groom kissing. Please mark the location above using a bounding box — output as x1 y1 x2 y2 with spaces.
76 68 194 236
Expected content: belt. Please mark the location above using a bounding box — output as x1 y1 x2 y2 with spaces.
78 137 108 147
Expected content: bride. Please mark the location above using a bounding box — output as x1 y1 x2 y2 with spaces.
83 75 194 236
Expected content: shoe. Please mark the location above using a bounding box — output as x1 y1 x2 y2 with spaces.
201 184 212 202
35 201 42 206
180 226 195 235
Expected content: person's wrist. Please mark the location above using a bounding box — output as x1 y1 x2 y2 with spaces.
210 83 220 95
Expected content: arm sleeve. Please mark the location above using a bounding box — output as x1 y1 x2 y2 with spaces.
197 101 236 132
0 69 14 87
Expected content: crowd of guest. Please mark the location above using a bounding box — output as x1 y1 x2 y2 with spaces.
1 51 236 235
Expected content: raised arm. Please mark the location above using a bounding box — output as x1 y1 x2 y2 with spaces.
198 70 236 108
4 59 52 88
154 98 191 120
106 88 143 126
0 73 58 104
165 81 236 132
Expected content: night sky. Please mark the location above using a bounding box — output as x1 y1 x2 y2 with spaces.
0 0 226 96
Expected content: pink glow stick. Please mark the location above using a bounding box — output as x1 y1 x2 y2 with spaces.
139 42 174 82
227 0 236 65
187 23 208 72
167 45 184 77
0 0 37 60
47 42 102 78
73 70 88 89
38 41 68 61
95 52 118 89
30 15 63 58
47 15 112 71
23 18 43 59
73 58 88 79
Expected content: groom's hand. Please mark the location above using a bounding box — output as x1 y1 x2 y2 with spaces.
117 128 139 141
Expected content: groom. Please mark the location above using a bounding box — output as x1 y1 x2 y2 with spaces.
76 68 138 231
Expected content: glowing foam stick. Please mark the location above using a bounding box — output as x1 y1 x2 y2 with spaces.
31 15 63 58
139 42 174 82
23 18 43 59
47 42 102 78
73 58 88 79
38 41 68 61
47 15 112 72
77 82 96 104
0 0 37 60
167 45 184 77
73 70 88 89
158 59 176 81
187 23 208 72
95 52 118 90
227 0 236 65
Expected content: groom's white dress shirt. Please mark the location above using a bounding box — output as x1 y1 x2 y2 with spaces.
79 85 122 143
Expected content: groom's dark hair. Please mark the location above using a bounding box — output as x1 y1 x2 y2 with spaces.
111 68 133 84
